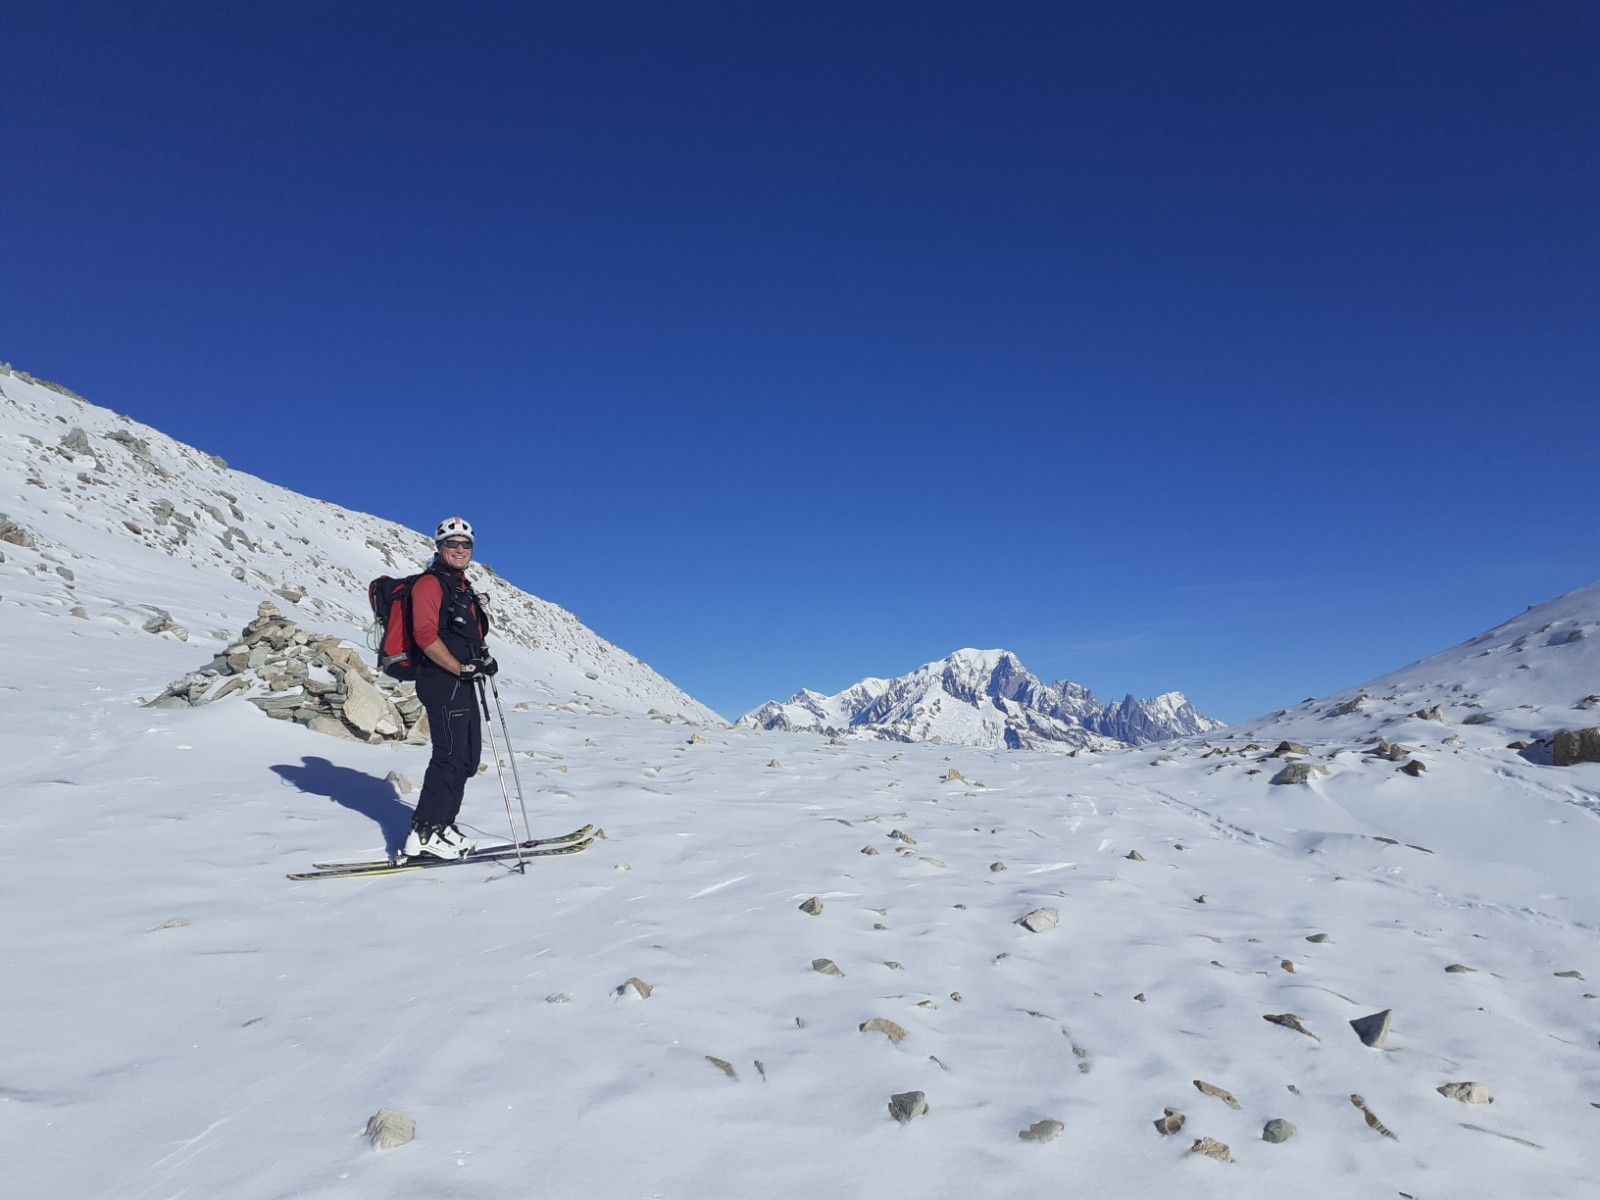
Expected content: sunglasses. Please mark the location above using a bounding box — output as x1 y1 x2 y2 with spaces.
440 539 473 550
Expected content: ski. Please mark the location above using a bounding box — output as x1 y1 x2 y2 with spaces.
310 824 594 870
289 836 595 881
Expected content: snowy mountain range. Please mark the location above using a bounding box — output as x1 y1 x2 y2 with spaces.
5 359 1600 1198
740 648 1223 750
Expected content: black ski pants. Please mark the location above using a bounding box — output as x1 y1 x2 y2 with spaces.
413 670 481 829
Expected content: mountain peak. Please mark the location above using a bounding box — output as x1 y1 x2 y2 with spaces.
741 649 1221 751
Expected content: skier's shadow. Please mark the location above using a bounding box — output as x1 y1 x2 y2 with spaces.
272 756 413 853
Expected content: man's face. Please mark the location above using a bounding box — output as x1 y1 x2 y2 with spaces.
439 538 473 567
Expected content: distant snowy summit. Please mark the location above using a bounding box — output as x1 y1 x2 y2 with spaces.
739 649 1223 751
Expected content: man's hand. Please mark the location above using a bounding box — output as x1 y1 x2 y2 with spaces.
461 653 498 679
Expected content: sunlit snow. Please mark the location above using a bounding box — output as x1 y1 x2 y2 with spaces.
3 366 1598 1198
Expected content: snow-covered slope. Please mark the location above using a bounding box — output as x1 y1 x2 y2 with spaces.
741 648 1222 750
0 363 719 723
3 362 1599 1199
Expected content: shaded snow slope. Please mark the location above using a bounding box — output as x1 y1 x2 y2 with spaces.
742 648 1222 751
0 364 719 723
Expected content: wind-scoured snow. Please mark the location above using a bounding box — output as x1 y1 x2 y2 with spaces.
3 364 1599 1199
742 648 1223 750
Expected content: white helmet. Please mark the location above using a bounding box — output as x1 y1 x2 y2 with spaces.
435 516 474 545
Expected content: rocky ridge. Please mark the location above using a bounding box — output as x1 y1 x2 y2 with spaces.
0 362 717 724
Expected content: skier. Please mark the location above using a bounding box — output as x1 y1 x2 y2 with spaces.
403 516 497 859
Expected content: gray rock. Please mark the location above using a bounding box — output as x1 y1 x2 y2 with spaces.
385 771 414 795
1437 1081 1493 1104
1373 740 1410 761
140 609 189 640
1153 1107 1186 1135
1125 849 1145 861
811 958 844 977
1399 759 1426 776
1270 762 1326 785
1018 1119 1063 1142
1553 727 1600 767
860 1018 907 1044
1305 932 1331 943
1350 1009 1392 1048
1272 740 1310 756
990 861 1007 872
617 977 653 999
1189 1136 1232 1162
342 672 400 736
0 521 36 548
1262 1118 1296 1143
1413 705 1444 721
364 1109 416 1149
1264 1012 1319 1040
307 715 358 740
1193 1079 1240 1109
210 677 250 703
888 1090 928 1124
798 896 823 916
1016 907 1059 933
59 427 93 455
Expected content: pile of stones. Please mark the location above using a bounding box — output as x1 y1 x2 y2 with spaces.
145 601 427 744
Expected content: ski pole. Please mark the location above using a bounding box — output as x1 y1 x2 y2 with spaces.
488 675 534 843
476 677 526 873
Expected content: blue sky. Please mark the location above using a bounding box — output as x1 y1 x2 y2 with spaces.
5 1 1597 722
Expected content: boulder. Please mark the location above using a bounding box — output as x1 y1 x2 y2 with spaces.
1350 1009 1392 1048
1437 1081 1493 1104
860 1018 908 1045
1270 762 1326 785
1016 907 1059 933
1018 1119 1063 1142
364 1109 415 1150
1262 1118 1296 1143
1553 727 1600 767
887 1091 928 1124
342 672 400 736
0 521 36 548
